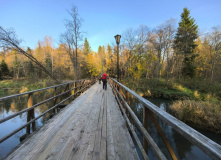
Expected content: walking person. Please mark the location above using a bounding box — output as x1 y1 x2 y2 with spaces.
98 76 102 84
102 73 107 90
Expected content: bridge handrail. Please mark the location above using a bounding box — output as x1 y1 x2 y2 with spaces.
109 81 166 160
110 78 221 160
0 79 96 144
0 79 86 101
0 81 87 124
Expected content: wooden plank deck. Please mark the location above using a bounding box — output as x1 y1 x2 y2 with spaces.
4 82 139 160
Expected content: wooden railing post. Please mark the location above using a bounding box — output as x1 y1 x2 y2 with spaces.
66 84 70 102
54 87 58 114
74 81 78 98
126 91 133 127
27 93 35 134
143 107 148 155
119 86 125 111
79 80 84 93
71 83 75 101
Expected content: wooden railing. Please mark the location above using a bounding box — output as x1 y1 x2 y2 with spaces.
0 78 96 144
109 78 221 160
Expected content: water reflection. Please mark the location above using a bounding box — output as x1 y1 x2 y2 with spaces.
0 84 72 158
129 97 220 160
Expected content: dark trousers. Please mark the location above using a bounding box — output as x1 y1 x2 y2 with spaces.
103 79 107 90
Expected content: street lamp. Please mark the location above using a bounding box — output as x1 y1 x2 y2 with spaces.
114 34 121 81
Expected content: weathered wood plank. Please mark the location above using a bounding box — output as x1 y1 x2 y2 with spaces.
107 83 139 160
100 90 107 160
3 82 138 160
4 90 92 160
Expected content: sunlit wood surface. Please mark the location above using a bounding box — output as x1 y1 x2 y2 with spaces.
4 82 139 160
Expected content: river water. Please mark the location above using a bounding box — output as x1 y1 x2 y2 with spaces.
0 92 220 159
0 87 69 159
130 97 221 160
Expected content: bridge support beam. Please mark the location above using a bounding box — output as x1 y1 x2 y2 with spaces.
27 93 36 134
143 107 149 155
54 87 58 114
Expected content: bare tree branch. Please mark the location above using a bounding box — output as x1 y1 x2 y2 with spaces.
60 5 83 80
0 26 60 83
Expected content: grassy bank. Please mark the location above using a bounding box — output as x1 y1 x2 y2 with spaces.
122 78 188 99
0 78 56 97
122 78 221 133
122 78 220 102
171 100 221 133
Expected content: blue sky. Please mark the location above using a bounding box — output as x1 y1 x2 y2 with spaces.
0 0 220 52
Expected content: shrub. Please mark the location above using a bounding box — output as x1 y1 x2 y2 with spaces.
171 100 221 133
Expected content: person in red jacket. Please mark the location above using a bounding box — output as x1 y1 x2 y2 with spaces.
102 73 107 90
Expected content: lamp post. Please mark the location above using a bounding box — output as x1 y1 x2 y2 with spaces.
114 34 121 82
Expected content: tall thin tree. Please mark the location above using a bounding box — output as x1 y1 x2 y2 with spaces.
60 5 83 80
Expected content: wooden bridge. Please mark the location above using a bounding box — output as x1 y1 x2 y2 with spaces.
0 78 221 160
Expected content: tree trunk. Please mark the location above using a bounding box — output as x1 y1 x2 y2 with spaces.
210 61 215 82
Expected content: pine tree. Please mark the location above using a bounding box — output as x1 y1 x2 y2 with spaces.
13 55 21 78
83 38 91 55
0 71 2 80
174 7 198 78
80 38 92 78
26 47 32 55
0 60 10 78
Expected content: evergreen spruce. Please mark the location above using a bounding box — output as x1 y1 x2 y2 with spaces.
81 38 92 78
174 7 198 78
0 71 2 80
83 38 91 55
0 60 10 78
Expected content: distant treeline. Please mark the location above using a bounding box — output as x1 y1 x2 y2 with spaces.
0 7 220 82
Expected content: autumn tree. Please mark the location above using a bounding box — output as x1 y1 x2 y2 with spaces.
159 19 176 81
106 44 114 77
60 5 83 80
149 26 166 79
173 7 198 78
122 28 138 77
98 45 106 73
207 26 221 81
0 26 59 83
55 44 73 79
133 25 149 79
194 37 210 78
87 52 102 77
43 36 54 76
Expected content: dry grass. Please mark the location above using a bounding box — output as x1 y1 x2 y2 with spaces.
171 100 221 133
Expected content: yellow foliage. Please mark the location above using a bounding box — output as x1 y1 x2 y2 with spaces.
194 91 200 99
176 84 185 92
10 101 16 111
20 87 28 93
205 93 212 100
146 90 151 97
